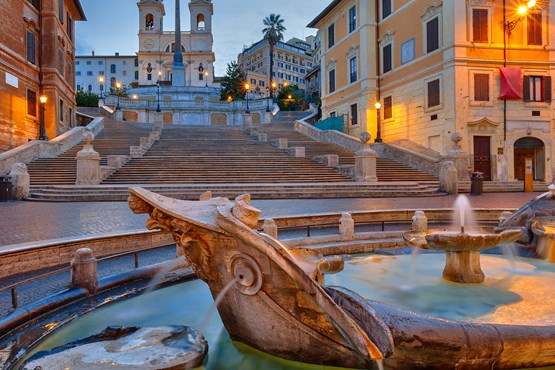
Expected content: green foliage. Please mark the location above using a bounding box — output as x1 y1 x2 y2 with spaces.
276 84 305 111
262 14 286 46
76 90 99 107
219 61 247 101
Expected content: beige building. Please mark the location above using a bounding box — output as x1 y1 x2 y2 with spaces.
310 0 555 182
137 0 215 87
238 37 315 91
0 0 86 151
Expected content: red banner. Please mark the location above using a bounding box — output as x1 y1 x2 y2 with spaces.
499 67 522 100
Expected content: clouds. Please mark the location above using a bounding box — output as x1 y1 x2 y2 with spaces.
76 0 322 75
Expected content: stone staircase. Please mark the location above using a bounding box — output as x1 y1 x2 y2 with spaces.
26 120 151 186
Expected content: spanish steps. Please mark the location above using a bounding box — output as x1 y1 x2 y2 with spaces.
26 111 446 201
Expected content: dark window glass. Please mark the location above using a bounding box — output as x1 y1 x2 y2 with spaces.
474 73 489 101
383 44 392 73
110 64 116 73
472 9 488 43
28 0 40 10
427 79 440 107
328 24 335 48
384 96 392 119
147 73 152 81
58 0 63 23
26 31 36 64
59 99 64 122
27 89 37 117
426 17 439 53
382 0 391 19
350 104 358 126
349 57 357 83
67 13 73 42
58 49 64 74
329 69 336 93
527 12 542 46
135 71 139 80
349 6 356 33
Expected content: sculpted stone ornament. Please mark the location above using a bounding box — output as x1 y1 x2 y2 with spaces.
128 187 555 369
76 128 101 185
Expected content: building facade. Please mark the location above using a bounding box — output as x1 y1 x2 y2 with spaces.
238 37 315 94
136 0 215 87
0 0 86 152
310 0 555 182
75 53 138 94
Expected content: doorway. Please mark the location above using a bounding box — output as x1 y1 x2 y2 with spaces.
514 137 545 181
473 136 491 181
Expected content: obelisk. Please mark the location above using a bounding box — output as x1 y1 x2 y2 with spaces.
172 0 185 86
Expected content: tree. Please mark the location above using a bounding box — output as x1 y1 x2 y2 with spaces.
219 61 247 101
277 84 305 111
76 91 99 107
262 14 286 101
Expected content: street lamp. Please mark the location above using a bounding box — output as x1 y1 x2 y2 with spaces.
98 76 104 99
39 95 48 140
156 80 161 112
505 0 536 35
115 81 121 110
271 81 277 103
374 101 382 143
204 71 208 87
245 83 250 114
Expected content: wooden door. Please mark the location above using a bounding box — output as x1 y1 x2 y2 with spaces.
473 136 491 181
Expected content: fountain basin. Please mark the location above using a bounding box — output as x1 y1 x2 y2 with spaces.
531 217 555 262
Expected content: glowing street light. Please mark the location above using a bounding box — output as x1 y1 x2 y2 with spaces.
39 95 48 140
374 101 382 143
115 81 122 110
245 83 250 114
98 75 105 99
204 71 208 87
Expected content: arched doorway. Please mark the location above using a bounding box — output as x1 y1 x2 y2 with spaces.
514 137 545 181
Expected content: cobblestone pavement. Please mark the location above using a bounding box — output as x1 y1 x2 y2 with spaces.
0 192 543 247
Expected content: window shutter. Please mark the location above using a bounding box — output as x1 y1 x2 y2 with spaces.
523 76 531 102
543 76 551 102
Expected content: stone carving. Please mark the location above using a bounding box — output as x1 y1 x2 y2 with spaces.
76 129 101 185
8 163 30 200
439 160 458 194
354 132 378 182
128 187 555 369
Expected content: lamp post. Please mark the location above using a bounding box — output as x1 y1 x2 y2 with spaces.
245 83 250 114
271 81 277 104
39 95 48 140
204 71 208 87
115 81 121 110
98 76 104 100
374 101 382 143
156 80 161 112
266 84 271 112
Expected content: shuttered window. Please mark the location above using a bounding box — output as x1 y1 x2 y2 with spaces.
384 96 392 119
426 17 439 53
523 76 551 102
383 44 392 73
329 69 336 93
472 9 488 43
26 31 36 65
427 79 440 108
527 13 542 46
382 0 391 19
474 74 489 101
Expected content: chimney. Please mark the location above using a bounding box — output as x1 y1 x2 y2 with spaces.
92 50 95 56
115 52 120 56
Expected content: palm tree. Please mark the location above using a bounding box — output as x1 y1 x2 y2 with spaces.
262 14 286 101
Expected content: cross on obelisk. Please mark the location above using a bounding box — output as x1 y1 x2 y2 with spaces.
172 0 185 86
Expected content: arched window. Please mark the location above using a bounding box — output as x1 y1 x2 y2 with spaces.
196 13 206 30
145 14 154 30
165 43 185 52
76 84 81 91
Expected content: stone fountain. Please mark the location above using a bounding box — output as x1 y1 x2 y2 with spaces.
123 187 555 370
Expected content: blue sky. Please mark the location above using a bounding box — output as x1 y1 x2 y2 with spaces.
76 0 324 76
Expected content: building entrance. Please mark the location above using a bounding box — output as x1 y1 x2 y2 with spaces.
473 136 491 181
514 137 545 181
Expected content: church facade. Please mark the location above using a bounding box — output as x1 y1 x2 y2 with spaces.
136 0 215 87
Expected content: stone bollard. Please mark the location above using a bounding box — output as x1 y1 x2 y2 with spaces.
439 161 458 195
262 218 278 239
277 138 288 149
498 211 513 225
412 211 428 232
354 132 378 182
258 133 268 142
8 163 30 200
107 155 130 170
339 213 355 240
288 147 305 158
264 111 273 124
76 129 101 185
442 133 470 181
314 154 339 167
242 113 253 129
70 248 98 293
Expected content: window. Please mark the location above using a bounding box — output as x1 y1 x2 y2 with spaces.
59 99 64 122
98 71 104 76
382 0 392 19
69 108 73 128
196 13 206 30
349 6 356 33
66 13 73 41
87 71 92 76
293 66 299 72
350 104 358 126
123 61 126 65
58 0 63 23
147 73 152 81
75 61 80 65
472 9 488 43
76 84 81 91
123 71 127 76
27 89 37 117
427 79 440 108
86 61 91 65
278 62 284 68
426 17 440 53
110 64 116 73
110 77 116 86
401 38 415 64
524 76 551 102
286 64 291 70
26 31 36 65
330 112 336 118
384 96 392 119
328 69 336 93
135 71 139 80
88 84 92 92
382 44 392 73
58 49 63 74
349 56 357 83
527 12 542 46
328 24 335 48
250 78 255 84
145 14 154 30
28 0 40 10
134 59 138 67
474 73 489 101
76 71 81 76
99 61 103 65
